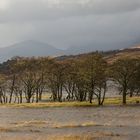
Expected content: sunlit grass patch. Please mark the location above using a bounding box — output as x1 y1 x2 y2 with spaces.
126 96 140 104
104 97 122 105
104 97 140 105
0 101 95 108
0 97 140 108
49 131 122 140
50 135 93 140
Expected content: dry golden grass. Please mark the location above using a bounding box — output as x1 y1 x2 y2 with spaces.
0 127 13 132
106 51 140 63
0 97 140 108
49 135 94 140
49 132 121 140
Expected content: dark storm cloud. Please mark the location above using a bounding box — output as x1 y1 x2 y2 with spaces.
0 0 140 49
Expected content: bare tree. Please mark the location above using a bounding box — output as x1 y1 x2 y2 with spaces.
111 58 139 104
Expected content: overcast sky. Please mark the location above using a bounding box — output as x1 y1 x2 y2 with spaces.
0 0 140 50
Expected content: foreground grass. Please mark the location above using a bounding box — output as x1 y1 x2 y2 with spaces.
0 97 140 108
49 131 122 140
0 133 122 140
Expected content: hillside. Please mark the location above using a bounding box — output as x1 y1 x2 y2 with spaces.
0 41 140 64
105 46 140 63
56 45 140 62
0 40 63 62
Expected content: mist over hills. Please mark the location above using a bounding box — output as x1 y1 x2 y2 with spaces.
0 40 140 62
65 40 140 55
0 40 63 62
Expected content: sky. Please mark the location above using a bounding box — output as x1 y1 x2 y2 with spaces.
0 0 140 50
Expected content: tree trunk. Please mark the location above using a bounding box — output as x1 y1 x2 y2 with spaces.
20 95 22 103
39 73 44 101
101 87 106 105
123 91 126 104
89 95 92 104
130 90 133 97
98 96 101 106
19 91 22 104
58 85 63 102
0 95 2 104
27 97 31 103
101 93 105 105
39 92 42 101
9 75 16 103
36 91 39 103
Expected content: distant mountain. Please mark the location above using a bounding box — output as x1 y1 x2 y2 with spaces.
0 40 140 63
0 40 63 62
57 44 140 62
65 42 140 55
65 46 95 55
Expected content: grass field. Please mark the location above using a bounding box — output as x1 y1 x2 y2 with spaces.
0 97 140 108
0 97 140 140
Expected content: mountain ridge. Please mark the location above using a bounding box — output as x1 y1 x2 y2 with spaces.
0 40 140 62
0 40 63 62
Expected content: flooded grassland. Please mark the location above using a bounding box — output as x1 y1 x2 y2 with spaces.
0 105 140 140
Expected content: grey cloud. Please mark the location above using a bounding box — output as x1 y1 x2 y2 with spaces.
0 0 140 50
27 10 140 49
0 0 140 23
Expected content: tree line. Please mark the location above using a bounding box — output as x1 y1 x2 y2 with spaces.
0 53 140 105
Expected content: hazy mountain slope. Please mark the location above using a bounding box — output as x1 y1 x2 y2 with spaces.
56 45 140 62
65 41 138 55
0 40 140 63
105 46 140 63
0 40 63 62
65 46 95 55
